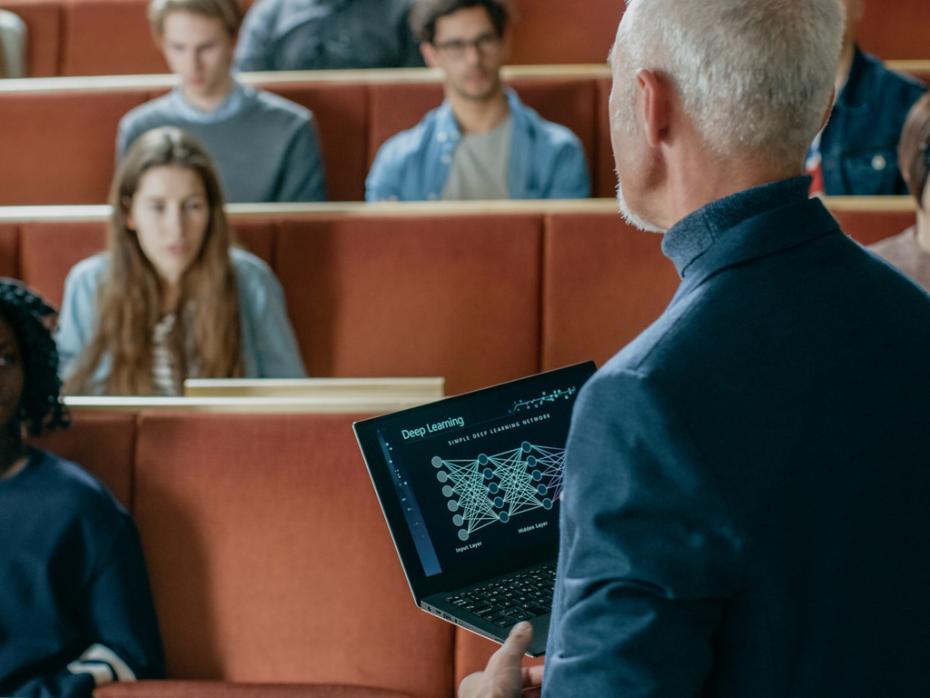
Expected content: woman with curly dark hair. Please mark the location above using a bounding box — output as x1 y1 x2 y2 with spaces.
0 279 164 697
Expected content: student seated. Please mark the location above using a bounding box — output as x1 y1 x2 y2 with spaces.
366 0 590 202
805 0 925 195
58 127 306 396
0 280 164 697
235 0 424 71
869 93 930 291
118 0 326 203
0 9 26 78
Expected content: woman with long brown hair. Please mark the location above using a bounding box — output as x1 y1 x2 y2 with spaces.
869 93 930 292
57 126 304 395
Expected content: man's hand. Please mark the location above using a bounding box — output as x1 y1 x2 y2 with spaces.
458 622 545 698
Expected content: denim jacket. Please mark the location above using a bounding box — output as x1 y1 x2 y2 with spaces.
55 248 306 393
234 0 422 72
366 88 591 201
820 47 926 195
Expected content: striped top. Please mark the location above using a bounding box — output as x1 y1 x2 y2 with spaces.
150 314 178 396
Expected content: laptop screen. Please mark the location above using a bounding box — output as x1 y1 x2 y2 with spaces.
355 362 595 599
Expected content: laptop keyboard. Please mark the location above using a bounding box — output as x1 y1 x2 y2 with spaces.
445 561 557 628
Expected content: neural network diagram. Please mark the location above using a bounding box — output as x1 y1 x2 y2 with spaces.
431 441 565 542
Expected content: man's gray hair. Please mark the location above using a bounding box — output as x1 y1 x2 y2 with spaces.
615 0 844 165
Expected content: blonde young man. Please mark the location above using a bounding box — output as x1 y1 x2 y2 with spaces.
461 0 930 696
117 0 325 203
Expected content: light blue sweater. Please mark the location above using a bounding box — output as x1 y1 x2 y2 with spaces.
55 248 306 393
366 88 591 202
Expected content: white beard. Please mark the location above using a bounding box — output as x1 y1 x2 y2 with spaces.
615 180 666 234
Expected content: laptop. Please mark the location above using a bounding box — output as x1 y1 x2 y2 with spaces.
353 361 596 656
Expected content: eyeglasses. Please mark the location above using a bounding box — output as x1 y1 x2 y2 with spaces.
432 32 501 59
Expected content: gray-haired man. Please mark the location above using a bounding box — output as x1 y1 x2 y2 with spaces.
461 0 930 695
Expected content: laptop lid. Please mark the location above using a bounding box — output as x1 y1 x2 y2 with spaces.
354 362 596 604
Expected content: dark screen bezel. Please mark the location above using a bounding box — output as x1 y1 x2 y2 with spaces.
353 361 596 601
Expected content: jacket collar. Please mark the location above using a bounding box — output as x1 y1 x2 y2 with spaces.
435 86 521 140
169 78 249 124
662 176 839 293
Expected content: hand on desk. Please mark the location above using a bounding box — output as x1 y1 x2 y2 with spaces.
458 622 545 698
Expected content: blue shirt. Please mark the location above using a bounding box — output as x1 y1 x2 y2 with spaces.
55 248 306 393
544 178 930 695
366 89 591 201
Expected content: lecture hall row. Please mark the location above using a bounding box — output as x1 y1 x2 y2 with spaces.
0 198 914 394
27 404 514 698
12 194 913 698
0 0 928 76
3 64 930 206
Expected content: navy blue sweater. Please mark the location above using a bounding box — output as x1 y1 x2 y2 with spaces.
0 449 164 697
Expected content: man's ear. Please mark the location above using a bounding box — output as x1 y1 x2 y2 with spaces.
421 42 439 69
636 69 671 149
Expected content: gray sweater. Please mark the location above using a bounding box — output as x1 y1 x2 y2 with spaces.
116 83 326 203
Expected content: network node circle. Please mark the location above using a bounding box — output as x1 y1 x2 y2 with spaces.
432 441 566 539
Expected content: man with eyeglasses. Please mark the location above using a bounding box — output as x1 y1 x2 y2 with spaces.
365 0 590 202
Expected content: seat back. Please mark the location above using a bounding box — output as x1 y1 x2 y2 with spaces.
542 211 680 369
132 412 453 698
274 212 543 394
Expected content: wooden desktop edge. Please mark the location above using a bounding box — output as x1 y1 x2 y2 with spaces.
0 61 927 94
0 197 915 224
182 377 445 398
63 395 440 414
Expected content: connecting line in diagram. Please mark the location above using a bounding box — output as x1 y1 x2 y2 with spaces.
431 441 565 542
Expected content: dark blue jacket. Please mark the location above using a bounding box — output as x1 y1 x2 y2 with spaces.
544 178 930 696
821 47 926 195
